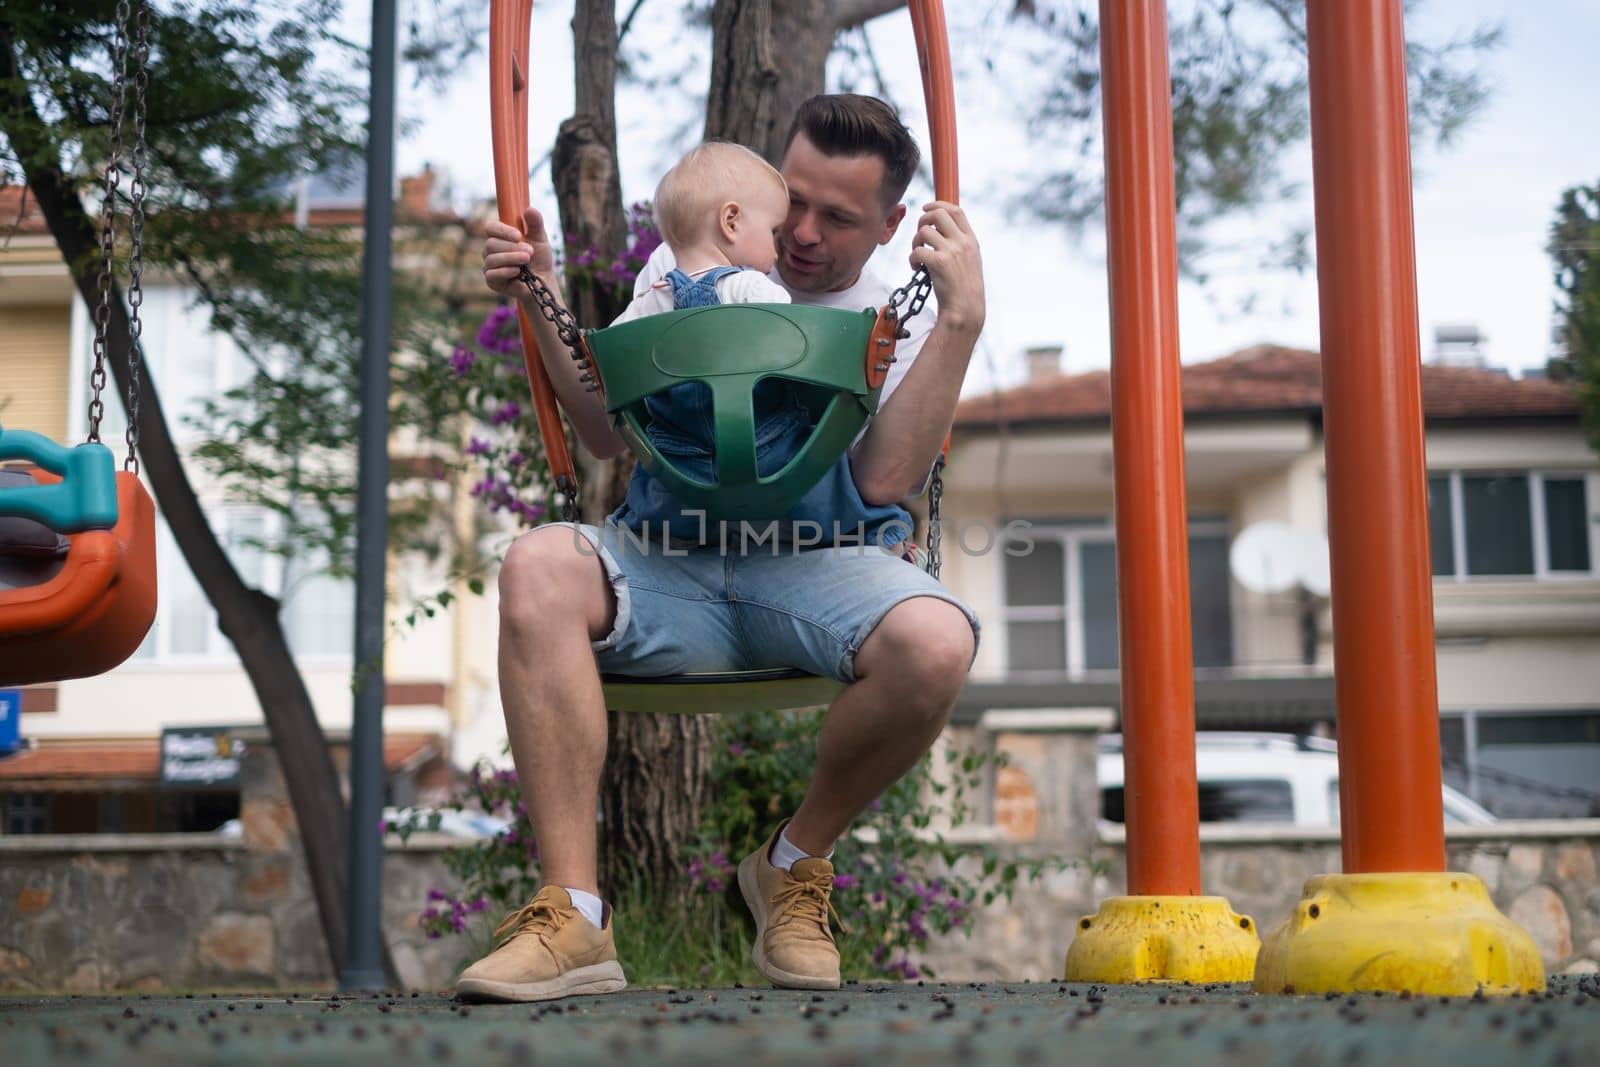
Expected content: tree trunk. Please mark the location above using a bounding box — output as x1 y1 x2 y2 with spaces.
0 34 395 985
554 0 718 901
705 0 906 162
706 0 831 162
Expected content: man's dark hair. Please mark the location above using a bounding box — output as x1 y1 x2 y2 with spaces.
784 94 921 209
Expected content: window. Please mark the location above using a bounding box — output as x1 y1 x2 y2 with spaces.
4 793 50 834
1101 779 1294 824
1196 779 1294 823
134 507 353 662
1002 519 1233 674
1428 471 1597 580
1439 709 1600 819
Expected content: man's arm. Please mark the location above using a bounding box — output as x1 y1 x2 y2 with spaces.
483 208 628 459
850 201 985 505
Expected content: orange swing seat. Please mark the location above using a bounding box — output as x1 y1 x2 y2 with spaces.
0 466 158 687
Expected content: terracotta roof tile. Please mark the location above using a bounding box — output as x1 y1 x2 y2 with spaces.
955 344 1580 428
0 742 160 784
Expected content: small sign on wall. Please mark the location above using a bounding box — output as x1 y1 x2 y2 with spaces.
159 727 246 789
0 690 20 754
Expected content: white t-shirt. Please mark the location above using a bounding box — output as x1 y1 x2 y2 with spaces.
631 243 935 409
612 266 790 325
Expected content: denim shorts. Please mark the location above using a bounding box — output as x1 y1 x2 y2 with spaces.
545 521 981 684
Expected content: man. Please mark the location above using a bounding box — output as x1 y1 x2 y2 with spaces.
463 94 985 1002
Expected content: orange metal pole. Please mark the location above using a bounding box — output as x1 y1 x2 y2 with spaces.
1305 0 1446 873
1099 0 1201 897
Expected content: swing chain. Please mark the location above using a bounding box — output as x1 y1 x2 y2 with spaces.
89 0 133 445
123 0 150 473
517 266 600 389
555 473 581 524
925 455 944 580
885 266 933 332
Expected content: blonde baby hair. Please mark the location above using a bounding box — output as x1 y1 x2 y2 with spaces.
653 141 787 251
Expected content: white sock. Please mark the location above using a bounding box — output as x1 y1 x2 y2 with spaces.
564 887 605 929
769 827 833 873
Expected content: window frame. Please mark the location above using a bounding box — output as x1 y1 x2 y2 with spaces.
1000 516 1231 677
1430 470 1600 583
131 506 354 666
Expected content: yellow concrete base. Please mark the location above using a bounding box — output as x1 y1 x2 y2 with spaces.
1253 872 1545 996
1064 895 1260 984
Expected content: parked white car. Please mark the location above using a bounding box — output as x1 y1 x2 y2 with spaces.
1097 732 1496 827
214 806 512 840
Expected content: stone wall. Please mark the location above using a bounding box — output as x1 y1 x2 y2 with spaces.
3 721 1598 991
0 742 474 993
0 834 468 992
920 826 1600 981
920 712 1600 981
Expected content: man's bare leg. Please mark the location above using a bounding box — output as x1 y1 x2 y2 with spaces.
784 596 976 855
495 525 618 894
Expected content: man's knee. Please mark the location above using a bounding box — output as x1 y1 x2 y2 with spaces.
499 525 615 640
858 597 976 700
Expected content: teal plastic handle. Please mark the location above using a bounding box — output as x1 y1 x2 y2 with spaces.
0 425 120 532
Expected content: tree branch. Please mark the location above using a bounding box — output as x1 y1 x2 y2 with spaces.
831 0 907 32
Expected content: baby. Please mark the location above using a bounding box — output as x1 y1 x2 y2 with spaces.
611 142 810 477
613 140 792 323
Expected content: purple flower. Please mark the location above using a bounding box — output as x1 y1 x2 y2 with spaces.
466 437 490 456
834 873 859 890
505 451 525 468
704 877 725 894
726 742 747 758
449 345 476 377
490 400 522 426
426 888 448 902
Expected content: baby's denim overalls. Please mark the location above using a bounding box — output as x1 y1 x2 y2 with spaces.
609 267 915 549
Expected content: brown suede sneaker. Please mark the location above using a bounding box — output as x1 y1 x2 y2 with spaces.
454 886 626 1003
737 824 842 990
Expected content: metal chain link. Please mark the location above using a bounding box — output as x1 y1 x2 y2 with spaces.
89 0 133 444
556 474 581 524
122 0 150 472
516 266 604 392
886 266 934 331
926 456 945 580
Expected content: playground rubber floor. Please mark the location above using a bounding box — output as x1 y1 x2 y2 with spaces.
3 975 1597 1066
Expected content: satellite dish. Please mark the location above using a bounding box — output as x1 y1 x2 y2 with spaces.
1296 531 1332 598
1230 522 1301 595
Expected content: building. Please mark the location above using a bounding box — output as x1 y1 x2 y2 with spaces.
0 171 503 834
944 344 1600 818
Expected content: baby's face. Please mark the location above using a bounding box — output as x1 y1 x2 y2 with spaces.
726 186 789 274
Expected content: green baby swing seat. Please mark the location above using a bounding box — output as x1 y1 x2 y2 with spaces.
591 303 882 521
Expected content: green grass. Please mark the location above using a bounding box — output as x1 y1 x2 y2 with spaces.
608 876 763 987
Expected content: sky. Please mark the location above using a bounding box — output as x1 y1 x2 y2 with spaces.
384 0 1600 396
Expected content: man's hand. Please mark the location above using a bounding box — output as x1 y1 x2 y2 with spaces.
482 206 558 297
908 200 985 335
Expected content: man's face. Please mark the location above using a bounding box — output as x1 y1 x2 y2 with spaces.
777 132 907 293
